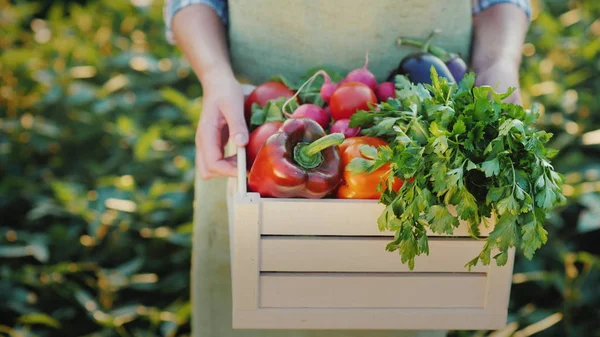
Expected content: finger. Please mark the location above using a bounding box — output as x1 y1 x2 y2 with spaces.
195 148 212 180
220 97 249 147
195 124 213 180
200 115 238 178
196 102 236 178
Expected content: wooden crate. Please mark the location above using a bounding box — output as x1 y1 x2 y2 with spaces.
226 147 515 330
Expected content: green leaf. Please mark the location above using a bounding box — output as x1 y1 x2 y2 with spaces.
268 75 298 89
481 158 500 177
432 135 449 155
497 194 519 215
349 110 375 128
135 125 160 161
466 160 478 171
493 251 509 266
426 205 458 234
499 119 525 136
160 87 190 112
0 245 49 263
520 215 548 259
458 72 475 91
487 187 507 202
452 118 466 135
535 187 557 210
488 214 519 251
346 157 373 174
18 313 61 329
359 145 379 160
430 162 449 194
429 121 446 137
265 102 286 123
456 187 478 220
250 103 267 126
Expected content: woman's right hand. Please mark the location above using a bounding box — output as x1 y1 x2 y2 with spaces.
171 4 252 180
195 69 249 180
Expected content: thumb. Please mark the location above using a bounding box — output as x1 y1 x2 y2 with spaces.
221 99 249 147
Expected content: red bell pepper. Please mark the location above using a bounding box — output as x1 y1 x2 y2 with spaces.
247 118 345 198
337 137 404 199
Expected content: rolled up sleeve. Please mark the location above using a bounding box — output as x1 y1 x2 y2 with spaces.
473 0 532 20
163 0 228 44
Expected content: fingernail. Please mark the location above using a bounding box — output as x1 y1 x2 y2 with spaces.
234 133 248 145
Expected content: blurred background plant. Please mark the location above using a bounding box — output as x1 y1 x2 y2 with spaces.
0 0 599 336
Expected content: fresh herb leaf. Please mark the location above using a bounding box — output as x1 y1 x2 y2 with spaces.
359 145 378 160
426 205 458 235
481 158 500 177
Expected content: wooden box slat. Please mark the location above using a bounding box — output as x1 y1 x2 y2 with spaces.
261 199 494 237
232 309 508 330
259 273 487 308
260 237 489 273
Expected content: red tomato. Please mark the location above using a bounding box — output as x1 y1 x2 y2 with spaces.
244 82 296 122
246 121 283 170
329 81 377 121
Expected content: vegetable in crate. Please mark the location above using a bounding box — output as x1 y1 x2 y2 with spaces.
329 81 378 121
338 137 405 199
375 81 396 102
245 81 296 123
290 103 330 129
248 118 345 198
349 68 567 270
246 121 283 170
331 119 361 138
340 52 378 91
387 29 455 85
249 96 298 128
397 30 468 82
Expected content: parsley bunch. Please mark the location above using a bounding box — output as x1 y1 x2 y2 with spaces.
348 68 567 270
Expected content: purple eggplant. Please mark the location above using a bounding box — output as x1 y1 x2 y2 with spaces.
444 53 467 82
393 30 468 83
389 53 456 85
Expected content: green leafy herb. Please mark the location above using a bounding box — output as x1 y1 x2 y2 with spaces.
349 67 567 270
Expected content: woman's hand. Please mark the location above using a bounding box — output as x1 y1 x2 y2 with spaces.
195 70 249 180
172 4 251 179
474 59 522 105
471 3 529 105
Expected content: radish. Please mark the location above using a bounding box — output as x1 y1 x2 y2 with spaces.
291 104 330 129
331 119 360 137
320 74 339 103
343 52 377 91
376 82 396 102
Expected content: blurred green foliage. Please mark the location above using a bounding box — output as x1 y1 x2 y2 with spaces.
0 0 599 336
1 0 201 336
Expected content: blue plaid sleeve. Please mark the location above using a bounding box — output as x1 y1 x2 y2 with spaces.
163 0 227 43
472 0 532 19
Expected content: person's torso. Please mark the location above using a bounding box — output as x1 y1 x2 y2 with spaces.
227 0 473 85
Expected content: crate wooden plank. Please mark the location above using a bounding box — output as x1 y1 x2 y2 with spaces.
259 273 487 309
260 237 489 273
232 308 508 330
260 199 494 237
483 248 516 309
231 199 261 310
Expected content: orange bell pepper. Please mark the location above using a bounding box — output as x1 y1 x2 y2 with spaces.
337 137 404 199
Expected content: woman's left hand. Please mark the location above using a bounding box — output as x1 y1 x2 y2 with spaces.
474 59 522 105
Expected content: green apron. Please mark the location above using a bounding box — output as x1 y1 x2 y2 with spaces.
191 1 473 336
